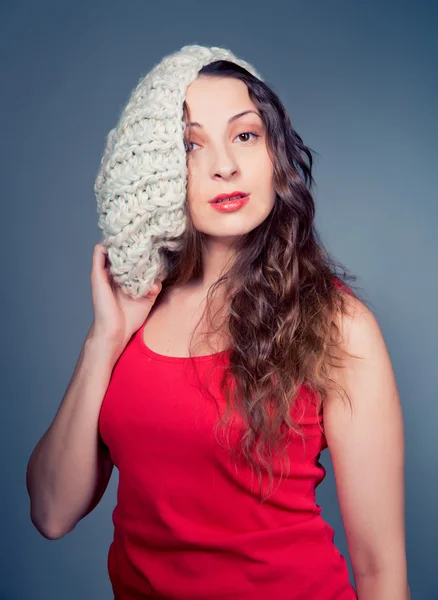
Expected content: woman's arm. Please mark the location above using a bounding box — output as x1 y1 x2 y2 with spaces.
26 333 117 539
323 294 409 599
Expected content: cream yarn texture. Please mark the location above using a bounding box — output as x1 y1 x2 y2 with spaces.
94 44 263 299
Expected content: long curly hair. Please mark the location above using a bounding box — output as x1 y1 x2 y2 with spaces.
157 60 369 502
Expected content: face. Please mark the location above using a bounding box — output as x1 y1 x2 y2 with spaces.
183 75 276 242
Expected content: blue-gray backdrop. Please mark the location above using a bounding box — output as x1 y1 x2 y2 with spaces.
2 0 436 598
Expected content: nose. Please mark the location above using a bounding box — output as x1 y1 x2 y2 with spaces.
209 146 239 181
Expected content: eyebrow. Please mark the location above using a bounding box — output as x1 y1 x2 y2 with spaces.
185 109 262 129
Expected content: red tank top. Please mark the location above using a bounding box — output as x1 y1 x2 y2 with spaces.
98 281 358 599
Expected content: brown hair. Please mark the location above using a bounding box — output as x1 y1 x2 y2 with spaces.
158 60 369 501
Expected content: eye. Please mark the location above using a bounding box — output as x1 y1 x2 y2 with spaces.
184 131 260 153
235 131 260 143
184 139 200 152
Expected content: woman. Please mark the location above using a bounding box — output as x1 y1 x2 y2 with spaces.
27 45 410 599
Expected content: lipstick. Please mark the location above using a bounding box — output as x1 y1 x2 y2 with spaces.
209 195 250 212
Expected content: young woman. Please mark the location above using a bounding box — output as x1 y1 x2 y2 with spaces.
27 46 410 599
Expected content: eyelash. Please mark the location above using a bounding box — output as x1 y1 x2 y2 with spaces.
184 131 260 152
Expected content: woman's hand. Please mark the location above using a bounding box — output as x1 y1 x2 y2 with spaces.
88 243 162 355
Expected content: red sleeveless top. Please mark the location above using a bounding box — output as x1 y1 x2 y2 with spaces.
98 281 358 599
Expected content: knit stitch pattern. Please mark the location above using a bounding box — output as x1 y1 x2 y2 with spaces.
94 44 263 299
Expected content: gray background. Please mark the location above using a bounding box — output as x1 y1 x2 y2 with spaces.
2 0 436 598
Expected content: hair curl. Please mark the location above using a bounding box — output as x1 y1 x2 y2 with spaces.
157 60 369 502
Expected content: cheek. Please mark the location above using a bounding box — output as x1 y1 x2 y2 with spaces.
248 146 273 173
186 163 201 196
254 156 274 190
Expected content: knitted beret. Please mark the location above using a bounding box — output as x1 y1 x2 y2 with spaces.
94 44 263 299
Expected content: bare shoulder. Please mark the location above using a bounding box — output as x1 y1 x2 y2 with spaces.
325 287 392 420
333 285 378 363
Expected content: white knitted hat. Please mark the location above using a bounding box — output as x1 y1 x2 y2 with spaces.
94 44 263 299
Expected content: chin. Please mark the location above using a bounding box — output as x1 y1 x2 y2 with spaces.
198 219 267 237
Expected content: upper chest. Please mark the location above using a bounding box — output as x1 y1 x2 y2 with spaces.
142 286 230 358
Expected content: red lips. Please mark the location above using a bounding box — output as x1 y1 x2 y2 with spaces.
209 191 249 203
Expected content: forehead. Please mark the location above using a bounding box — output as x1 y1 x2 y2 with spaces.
184 76 257 123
